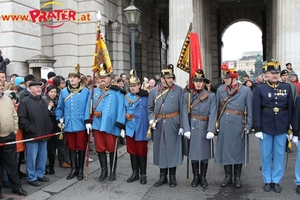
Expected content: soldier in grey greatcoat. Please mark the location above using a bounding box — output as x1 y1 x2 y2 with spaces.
215 64 253 189
147 64 185 187
182 69 217 188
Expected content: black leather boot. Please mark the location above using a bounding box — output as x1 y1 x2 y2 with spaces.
98 152 108 181
66 151 78 180
234 164 242 189
200 161 208 188
48 153 55 175
127 154 139 183
221 165 232 188
154 168 168 187
77 151 85 180
109 152 117 181
169 167 177 187
191 162 200 187
139 156 147 185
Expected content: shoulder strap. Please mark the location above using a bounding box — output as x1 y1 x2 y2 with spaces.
190 91 209 108
154 88 170 103
217 84 242 120
125 94 141 105
64 89 81 102
93 91 107 110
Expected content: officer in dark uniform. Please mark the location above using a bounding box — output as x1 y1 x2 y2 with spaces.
253 60 294 193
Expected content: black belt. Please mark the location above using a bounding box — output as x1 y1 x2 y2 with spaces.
262 106 287 113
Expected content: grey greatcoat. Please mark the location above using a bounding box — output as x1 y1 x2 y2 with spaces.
147 84 185 168
215 84 253 165
182 89 217 161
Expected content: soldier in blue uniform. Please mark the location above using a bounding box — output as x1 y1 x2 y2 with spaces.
56 64 91 181
253 60 294 193
182 69 217 188
292 96 300 194
90 65 126 181
125 70 150 185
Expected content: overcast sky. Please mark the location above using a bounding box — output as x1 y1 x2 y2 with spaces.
222 21 262 61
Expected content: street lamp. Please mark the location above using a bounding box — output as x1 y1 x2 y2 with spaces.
124 0 141 70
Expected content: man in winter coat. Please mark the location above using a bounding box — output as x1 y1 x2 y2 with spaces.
182 69 217 188
18 81 53 186
215 63 253 189
147 64 186 187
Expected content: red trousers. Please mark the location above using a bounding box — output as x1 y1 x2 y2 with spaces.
65 130 87 151
126 135 148 156
93 130 117 152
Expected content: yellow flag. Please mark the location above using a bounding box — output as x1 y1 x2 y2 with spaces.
176 22 192 73
92 26 112 74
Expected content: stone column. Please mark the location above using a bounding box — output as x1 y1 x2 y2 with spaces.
0 0 41 77
272 0 300 74
169 0 193 87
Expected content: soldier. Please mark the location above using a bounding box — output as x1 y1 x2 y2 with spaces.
56 65 91 181
253 60 294 193
292 96 300 194
125 70 150 185
90 65 125 181
215 63 253 189
182 69 217 188
147 64 185 187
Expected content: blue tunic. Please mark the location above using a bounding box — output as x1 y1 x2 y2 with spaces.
90 87 125 136
56 86 90 132
125 90 150 141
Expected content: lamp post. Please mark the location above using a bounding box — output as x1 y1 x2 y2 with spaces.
124 0 141 70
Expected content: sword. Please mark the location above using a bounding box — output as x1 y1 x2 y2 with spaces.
111 136 119 174
244 129 247 168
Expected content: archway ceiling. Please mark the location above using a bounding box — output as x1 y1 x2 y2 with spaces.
217 0 266 34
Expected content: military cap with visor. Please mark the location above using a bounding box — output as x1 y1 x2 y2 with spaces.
161 64 175 78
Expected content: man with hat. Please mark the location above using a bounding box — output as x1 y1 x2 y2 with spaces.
215 63 253 189
19 74 36 101
147 64 186 187
56 64 91 181
124 70 149 185
89 64 126 182
281 69 298 101
18 81 53 187
253 60 294 193
182 69 217 188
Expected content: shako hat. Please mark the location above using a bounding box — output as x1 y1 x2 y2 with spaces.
161 64 175 78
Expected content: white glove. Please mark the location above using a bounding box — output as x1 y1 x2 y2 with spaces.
287 133 293 141
183 131 191 140
149 120 156 129
85 123 92 135
255 132 263 140
58 118 65 129
48 105 52 110
206 132 214 139
120 129 125 138
178 128 184 136
292 136 298 146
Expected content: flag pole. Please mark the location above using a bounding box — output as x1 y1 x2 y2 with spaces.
85 11 101 181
